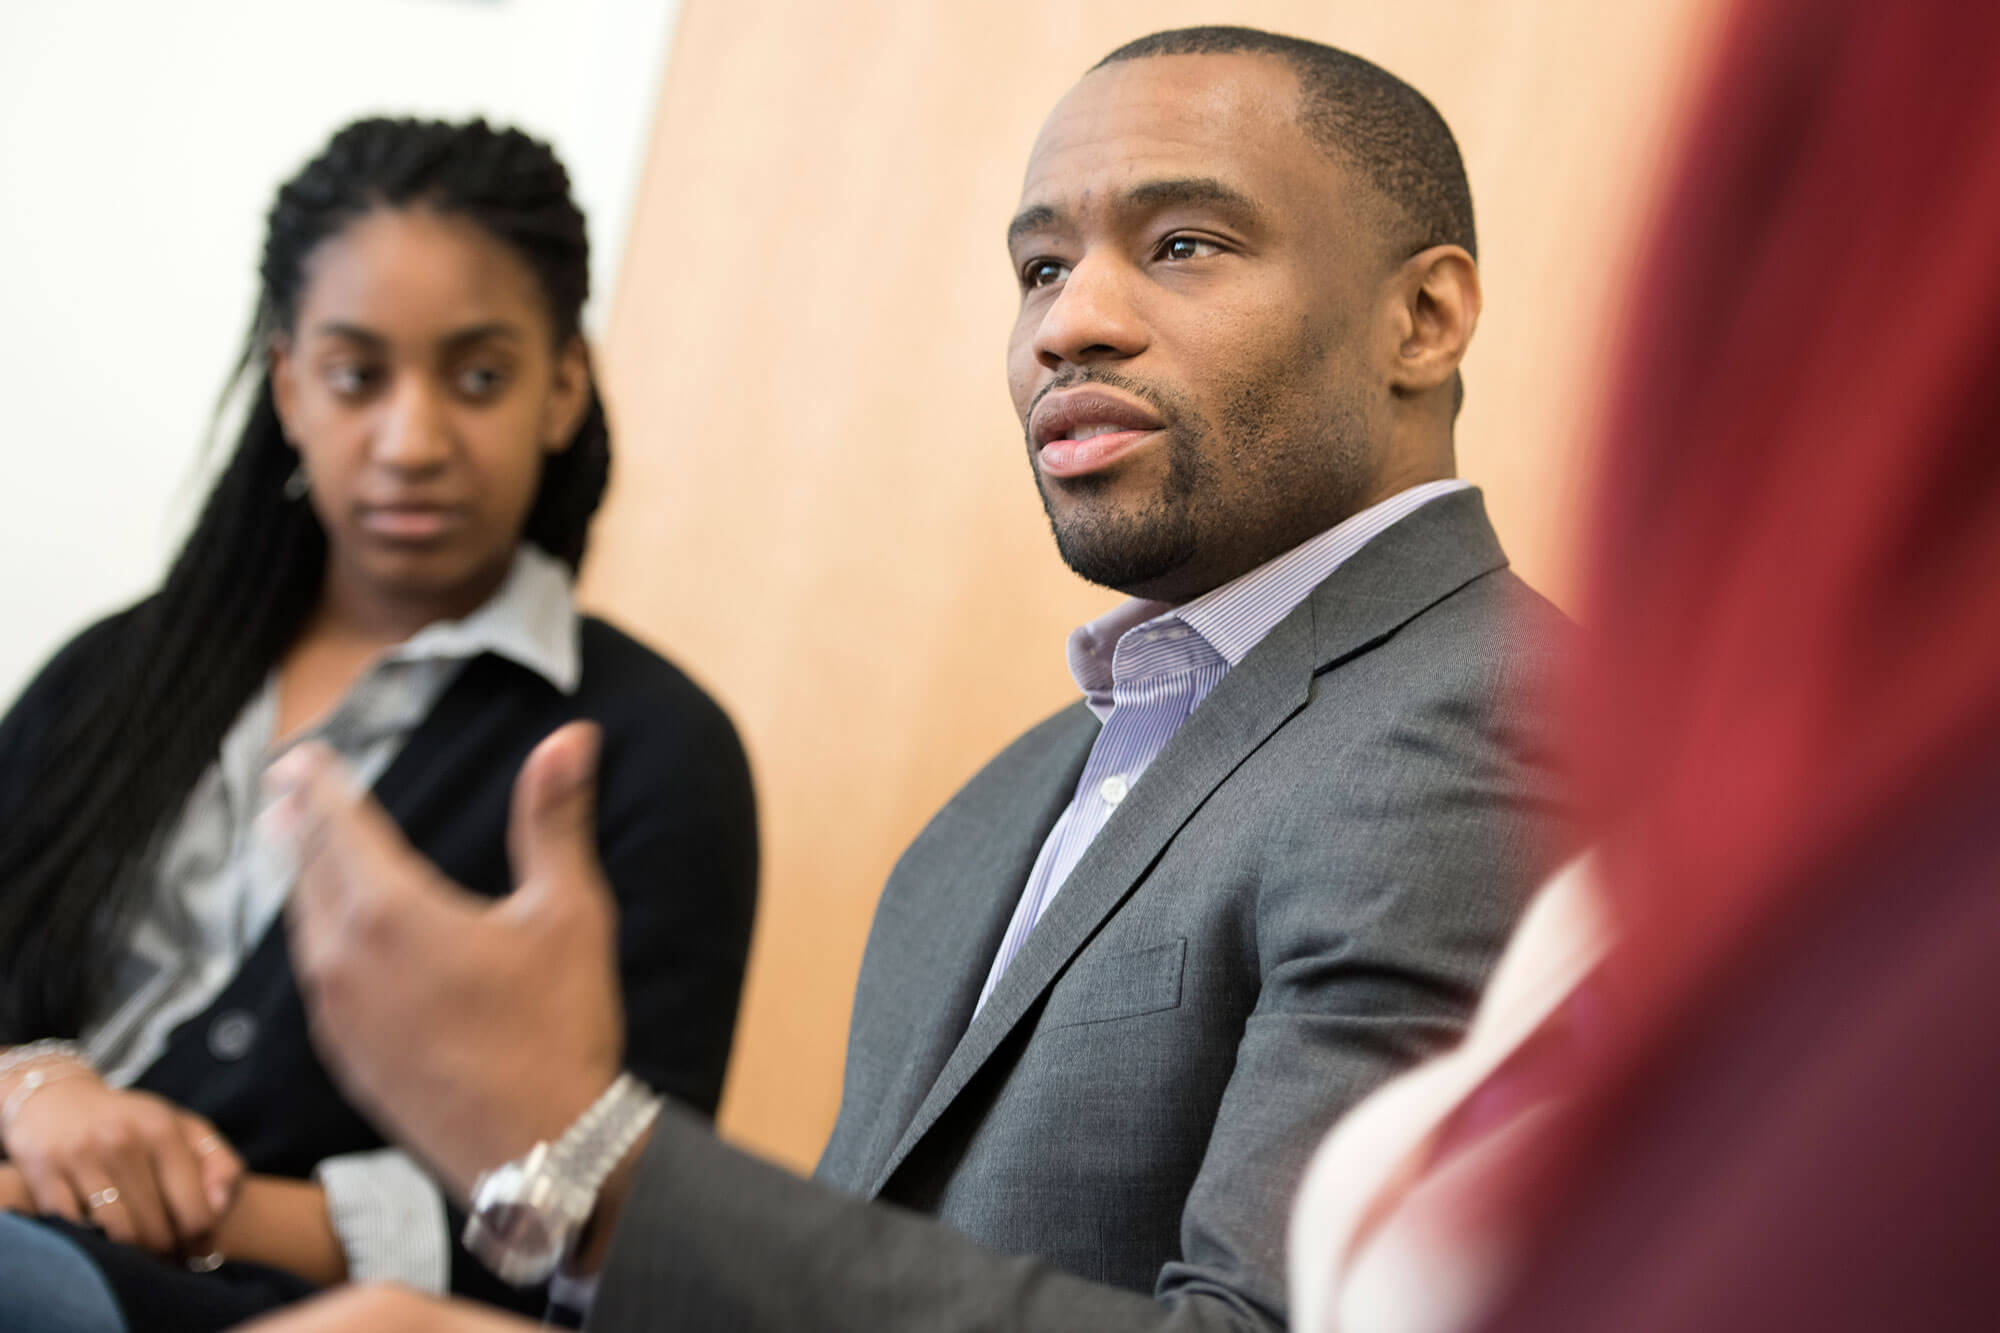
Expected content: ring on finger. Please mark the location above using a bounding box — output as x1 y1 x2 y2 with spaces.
193 1136 222 1157
86 1186 121 1211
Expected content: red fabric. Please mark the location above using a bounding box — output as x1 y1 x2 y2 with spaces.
1479 0 2000 1313
1577 0 2000 1020
1482 787 2000 1331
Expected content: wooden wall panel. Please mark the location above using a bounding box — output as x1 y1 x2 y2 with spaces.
583 0 1722 1172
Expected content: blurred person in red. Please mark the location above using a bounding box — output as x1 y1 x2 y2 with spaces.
1289 0 2000 1328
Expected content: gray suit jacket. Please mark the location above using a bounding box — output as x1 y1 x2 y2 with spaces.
590 489 1570 1331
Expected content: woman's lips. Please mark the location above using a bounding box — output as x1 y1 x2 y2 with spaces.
358 506 464 542
1038 428 1162 479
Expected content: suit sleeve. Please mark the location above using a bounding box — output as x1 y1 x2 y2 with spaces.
593 1100 1256 1332
587 609 1571 1332
1159 636 1571 1320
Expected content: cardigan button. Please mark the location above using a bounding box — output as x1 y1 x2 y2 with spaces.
207 1010 258 1062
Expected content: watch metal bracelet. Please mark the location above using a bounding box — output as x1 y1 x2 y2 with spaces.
553 1072 663 1193
462 1072 663 1286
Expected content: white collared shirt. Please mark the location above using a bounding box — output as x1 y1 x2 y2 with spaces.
79 544 580 1292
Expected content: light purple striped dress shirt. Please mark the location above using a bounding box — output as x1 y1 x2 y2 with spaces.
973 479 1472 1014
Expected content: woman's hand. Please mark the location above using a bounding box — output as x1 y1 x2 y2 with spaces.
0 1163 30 1212
3 1159 350 1289
0 1066 244 1256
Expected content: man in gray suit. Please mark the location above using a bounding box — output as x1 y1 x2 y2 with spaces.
261 26 1567 1333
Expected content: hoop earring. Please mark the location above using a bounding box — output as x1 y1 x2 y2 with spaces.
283 466 311 502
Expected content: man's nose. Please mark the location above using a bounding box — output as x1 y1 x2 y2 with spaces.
1033 255 1148 371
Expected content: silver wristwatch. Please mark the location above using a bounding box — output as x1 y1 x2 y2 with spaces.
462 1073 663 1286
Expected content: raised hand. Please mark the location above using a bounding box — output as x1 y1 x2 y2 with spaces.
0 1068 243 1255
270 722 626 1198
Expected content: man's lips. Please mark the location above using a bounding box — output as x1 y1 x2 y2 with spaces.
357 505 465 542
1030 387 1167 480
1038 429 1161 479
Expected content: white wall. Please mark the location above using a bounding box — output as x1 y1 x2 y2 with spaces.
0 0 681 701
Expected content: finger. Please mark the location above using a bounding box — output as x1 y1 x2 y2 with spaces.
262 741 352 868
268 741 443 908
272 742 453 960
19 1157 83 1223
180 1115 244 1214
150 1120 219 1244
99 1136 175 1254
68 1166 136 1245
267 744 358 953
506 722 606 912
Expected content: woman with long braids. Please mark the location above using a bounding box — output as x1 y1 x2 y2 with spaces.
0 117 757 1330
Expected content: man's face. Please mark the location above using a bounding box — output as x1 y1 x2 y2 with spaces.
1007 53 1393 602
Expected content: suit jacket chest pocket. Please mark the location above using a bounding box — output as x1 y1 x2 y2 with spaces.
1039 938 1187 1031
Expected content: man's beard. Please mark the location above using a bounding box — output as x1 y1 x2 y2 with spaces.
1025 343 1370 600
1034 420 1213 592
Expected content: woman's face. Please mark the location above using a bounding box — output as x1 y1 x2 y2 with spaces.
271 207 590 618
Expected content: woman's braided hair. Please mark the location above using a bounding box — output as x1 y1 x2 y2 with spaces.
0 117 610 1041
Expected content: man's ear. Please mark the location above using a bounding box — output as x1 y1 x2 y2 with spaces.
1384 245 1481 398
542 336 594 454
268 335 299 446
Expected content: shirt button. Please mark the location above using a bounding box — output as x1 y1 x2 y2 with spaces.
1100 775 1129 805
207 1010 258 1062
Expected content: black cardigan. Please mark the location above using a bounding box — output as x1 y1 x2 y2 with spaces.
0 608 758 1321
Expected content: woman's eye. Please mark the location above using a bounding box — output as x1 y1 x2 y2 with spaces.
456 365 506 398
326 364 378 398
1161 236 1221 262
1022 258 1070 289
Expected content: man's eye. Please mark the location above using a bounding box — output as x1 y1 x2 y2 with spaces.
1022 258 1070 289
1161 236 1221 262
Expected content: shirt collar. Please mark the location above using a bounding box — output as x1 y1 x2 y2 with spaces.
383 544 582 694
1066 479 1472 704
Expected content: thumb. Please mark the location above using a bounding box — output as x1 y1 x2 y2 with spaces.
507 722 606 909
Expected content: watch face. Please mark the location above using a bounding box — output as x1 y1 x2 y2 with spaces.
479 1201 565 1272
467 1157 575 1285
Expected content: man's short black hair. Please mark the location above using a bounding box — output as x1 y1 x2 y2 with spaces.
1094 26 1477 261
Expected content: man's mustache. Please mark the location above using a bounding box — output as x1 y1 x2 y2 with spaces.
1023 369 1176 441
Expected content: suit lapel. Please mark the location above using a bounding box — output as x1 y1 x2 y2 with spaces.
866 488 1511 1197
867 610 1314 1196
841 713 1097 1186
